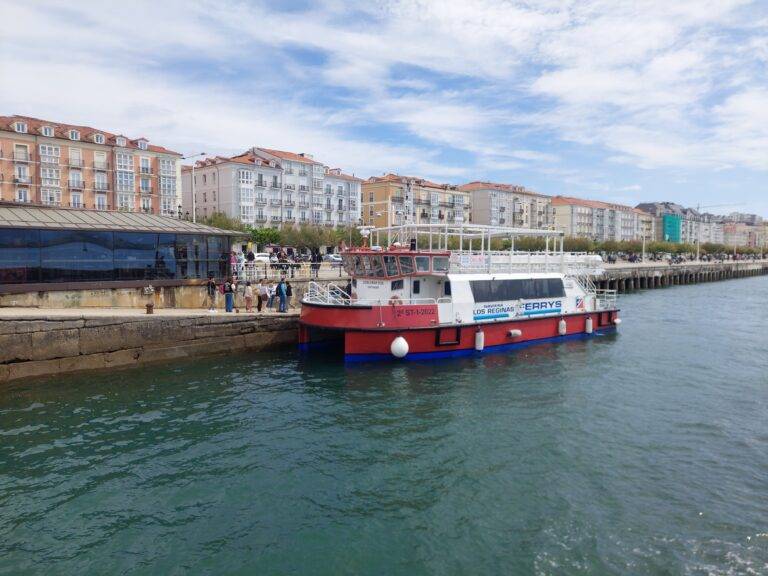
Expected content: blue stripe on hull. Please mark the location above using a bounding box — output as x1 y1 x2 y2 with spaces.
343 328 617 363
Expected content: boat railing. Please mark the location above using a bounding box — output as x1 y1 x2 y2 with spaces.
449 251 605 276
304 281 350 305
303 283 451 308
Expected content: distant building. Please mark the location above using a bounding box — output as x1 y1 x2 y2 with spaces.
362 174 471 228
552 196 646 242
181 148 361 228
0 115 182 215
636 202 701 244
457 181 553 229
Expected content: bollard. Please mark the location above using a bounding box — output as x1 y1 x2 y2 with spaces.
145 302 154 314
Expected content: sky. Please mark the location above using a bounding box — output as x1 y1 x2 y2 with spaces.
1 0 767 215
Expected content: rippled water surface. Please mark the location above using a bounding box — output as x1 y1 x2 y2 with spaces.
2 277 768 575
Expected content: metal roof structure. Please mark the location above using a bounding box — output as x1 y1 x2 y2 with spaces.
0 203 243 235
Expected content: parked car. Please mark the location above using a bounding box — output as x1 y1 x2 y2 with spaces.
253 253 271 264
324 254 343 266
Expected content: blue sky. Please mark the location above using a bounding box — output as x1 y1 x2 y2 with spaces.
1 0 767 215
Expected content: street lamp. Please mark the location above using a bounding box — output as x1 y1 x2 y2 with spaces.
182 152 207 223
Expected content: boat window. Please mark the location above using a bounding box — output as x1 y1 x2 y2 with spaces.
391 279 404 291
432 256 449 272
470 278 565 302
383 255 399 277
444 281 451 296
370 256 386 278
398 255 414 274
415 256 430 272
361 255 372 276
413 279 420 294
342 255 355 276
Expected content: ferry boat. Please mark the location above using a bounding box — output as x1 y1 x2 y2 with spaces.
299 224 619 361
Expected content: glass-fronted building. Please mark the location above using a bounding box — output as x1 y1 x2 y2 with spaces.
0 205 239 287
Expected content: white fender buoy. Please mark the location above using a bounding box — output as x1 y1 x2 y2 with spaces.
585 316 593 334
508 329 522 338
613 318 622 325
390 336 409 358
474 330 485 351
558 318 567 336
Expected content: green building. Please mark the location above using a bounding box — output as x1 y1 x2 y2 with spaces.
662 214 682 243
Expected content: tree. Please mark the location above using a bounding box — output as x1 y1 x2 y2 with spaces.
200 212 249 232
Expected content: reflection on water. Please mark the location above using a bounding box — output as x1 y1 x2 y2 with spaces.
1 277 768 575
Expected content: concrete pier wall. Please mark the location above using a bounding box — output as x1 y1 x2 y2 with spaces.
0 313 299 384
597 261 768 293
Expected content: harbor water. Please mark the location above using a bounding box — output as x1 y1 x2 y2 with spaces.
1 276 767 575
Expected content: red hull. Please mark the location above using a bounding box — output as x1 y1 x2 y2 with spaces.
299 303 619 360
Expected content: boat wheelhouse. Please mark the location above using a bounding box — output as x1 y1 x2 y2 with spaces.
300 224 619 360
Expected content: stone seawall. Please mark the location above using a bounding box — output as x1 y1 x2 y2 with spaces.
0 314 299 384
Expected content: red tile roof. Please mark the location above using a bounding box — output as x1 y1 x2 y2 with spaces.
256 147 323 165
325 168 362 182
458 180 548 197
366 173 459 190
552 195 635 211
0 115 182 155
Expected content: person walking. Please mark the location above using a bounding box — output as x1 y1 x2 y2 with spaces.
244 281 254 313
286 281 293 309
277 279 288 313
224 276 235 313
257 279 267 312
206 275 217 312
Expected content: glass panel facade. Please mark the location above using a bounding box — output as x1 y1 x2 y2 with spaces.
0 229 230 284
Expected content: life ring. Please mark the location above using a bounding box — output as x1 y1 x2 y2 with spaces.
388 295 403 306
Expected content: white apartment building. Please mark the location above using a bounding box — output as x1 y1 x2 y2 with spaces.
458 181 554 229
552 196 647 241
181 147 361 227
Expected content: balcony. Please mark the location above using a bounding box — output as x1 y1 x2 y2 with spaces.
68 158 84 168
270 216 281 222
284 216 296 222
94 181 110 191
42 200 62 207
69 201 84 209
269 198 281 206
285 168 294 175
255 215 267 223
93 161 109 171
256 181 267 188
298 201 309 208
13 176 31 184
40 156 59 165
285 184 295 190
270 183 281 189
140 186 153 195
284 200 295 207
324 189 333 195
324 221 334 227
255 197 267 205
299 185 309 192
93 203 110 210
13 151 30 162
68 180 85 190
391 195 404 202
298 170 308 176
140 167 153 175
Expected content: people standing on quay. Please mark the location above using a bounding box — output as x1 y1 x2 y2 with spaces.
277 279 288 313
224 277 235 313
244 281 254 313
258 279 267 312
206 274 217 313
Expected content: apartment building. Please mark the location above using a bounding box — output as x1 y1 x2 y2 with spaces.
0 115 181 215
552 196 647 242
362 174 471 228
181 148 361 228
635 202 714 245
457 181 553 229
723 222 765 247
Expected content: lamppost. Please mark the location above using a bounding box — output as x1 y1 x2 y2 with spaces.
182 152 206 223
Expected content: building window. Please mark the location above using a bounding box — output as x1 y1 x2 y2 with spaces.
93 133 105 144
14 122 27 133
16 188 29 203
42 126 53 137
116 171 134 192
140 177 151 193
116 137 127 147
140 157 151 174
70 193 83 208
116 153 133 171
141 196 151 212
161 196 174 216
160 176 175 195
69 130 80 141
203 174 207 185
118 194 133 211
42 188 62 206
96 195 107 210
39 144 60 164
138 140 148 150
239 170 254 184
160 158 174 175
